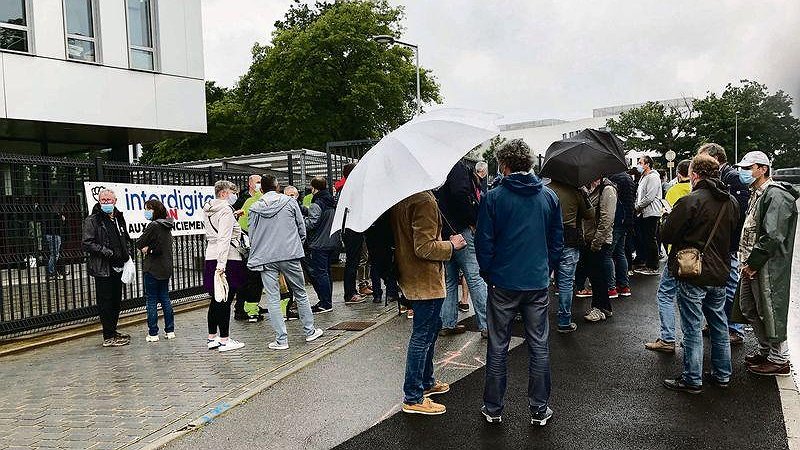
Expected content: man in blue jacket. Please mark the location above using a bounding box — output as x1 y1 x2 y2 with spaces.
476 139 564 426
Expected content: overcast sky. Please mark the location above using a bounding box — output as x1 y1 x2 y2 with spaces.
201 0 800 122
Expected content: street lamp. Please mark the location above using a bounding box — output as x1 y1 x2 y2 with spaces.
734 110 740 164
372 34 421 116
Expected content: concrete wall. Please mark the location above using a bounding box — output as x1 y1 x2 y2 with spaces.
0 0 206 133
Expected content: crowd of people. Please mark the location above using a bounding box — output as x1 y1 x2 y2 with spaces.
80 136 797 427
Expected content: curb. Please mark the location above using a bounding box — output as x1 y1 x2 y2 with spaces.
138 307 401 450
778 374 800 450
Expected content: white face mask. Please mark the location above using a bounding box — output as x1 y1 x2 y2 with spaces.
227 193 238 205
254 183 261 193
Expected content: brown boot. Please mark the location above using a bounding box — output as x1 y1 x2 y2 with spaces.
747 361 791 377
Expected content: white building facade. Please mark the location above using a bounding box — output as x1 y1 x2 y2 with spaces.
0 0 206 159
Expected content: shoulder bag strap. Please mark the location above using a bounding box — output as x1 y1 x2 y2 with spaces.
702 200 730 253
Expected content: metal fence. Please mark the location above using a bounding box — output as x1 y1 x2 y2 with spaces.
0 153 248 338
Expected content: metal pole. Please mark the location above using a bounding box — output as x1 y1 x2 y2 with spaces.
735 112 739 164
415 47 421 116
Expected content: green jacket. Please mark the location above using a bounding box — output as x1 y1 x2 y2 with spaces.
238 192 263 231
732 181 799 342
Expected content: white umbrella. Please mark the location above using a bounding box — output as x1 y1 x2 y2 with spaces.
331 108 501 234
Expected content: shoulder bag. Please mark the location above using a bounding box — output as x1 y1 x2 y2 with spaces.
675 202 729 278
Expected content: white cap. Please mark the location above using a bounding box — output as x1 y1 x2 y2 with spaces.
735 151 771 168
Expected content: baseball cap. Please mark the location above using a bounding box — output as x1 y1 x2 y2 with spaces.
734 151 771 168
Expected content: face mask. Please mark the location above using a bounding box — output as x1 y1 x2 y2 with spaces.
143 210 154 221
227 193 238 205
635 164 644 174
254 183 261 193
100 204 114 214
738 167 756 186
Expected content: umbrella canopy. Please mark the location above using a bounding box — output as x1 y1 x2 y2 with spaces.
540 128 628 187
332 108 501 234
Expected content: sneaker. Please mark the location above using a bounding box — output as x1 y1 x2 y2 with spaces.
284 309 299 321
458 303 470 312
481 405 502 423
583 308 606 322
608 288 619 299
102 338 116 347
311 304 333 314
406 309 414 319
114 331 131 340
207 338 221 350
557 323 577 334
218 338 245 352
359 285 374 296
345 295 366 305
399 304 408 313
268 341 289 350
634 268 660 276
599 308 613 318
306 328 324 342
575 289 593 298
424 380 450 397
402 397 446 416
247 314 264 323
663 377 702 394
703 372 730 388
744 352 768 366
165 332 176 339
617 286 632 297
145 334 159 342
728 332 744 345
530 407 554 426
439 325 467 336
747 361 791 377
102 336 129 347
644 338 676 353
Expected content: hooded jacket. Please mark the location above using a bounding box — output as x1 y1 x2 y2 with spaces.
82 203 132 278
732 181 799 342
608 172 636 228
436 161 481 238
582 179 617 251
136 218 175 280
247 191 307 268
476 172 564 291
203 199 242 271
547 180 591 248
660 178 739 287
305 190 340 250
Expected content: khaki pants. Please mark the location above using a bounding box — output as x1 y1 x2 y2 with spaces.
739 276 789 364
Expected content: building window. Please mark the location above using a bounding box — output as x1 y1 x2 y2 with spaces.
64 0 98 62
0 0 29 53
127 0 156 71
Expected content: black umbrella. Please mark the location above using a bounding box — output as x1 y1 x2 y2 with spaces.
540 128 628 187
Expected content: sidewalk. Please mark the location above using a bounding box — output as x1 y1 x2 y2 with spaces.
0 283 395 450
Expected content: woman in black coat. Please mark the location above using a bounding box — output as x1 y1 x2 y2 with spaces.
136 199 176 342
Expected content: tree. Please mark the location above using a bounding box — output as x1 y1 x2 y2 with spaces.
693 80 800 168
238 0 441 152
139 81 246 164
480 135 506 175
606 98 698 164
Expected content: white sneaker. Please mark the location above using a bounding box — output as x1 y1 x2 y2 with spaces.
268 341 289 350
207 338 221 350
218 338 245 352
306 328 324 342
583 308 607 323
165 332 176 339
146 334 159 342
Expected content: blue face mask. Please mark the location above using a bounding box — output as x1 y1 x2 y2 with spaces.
100 204 114 214
635 164 644 174
143 210 154 221
738 167 756 186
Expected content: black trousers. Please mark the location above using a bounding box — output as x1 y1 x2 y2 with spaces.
95 271 123 340
208 289 235 338
580 246 611 312
639 216 660 270
235 268 263 316
343 229 364 300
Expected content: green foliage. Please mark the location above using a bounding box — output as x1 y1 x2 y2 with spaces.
481 135 506 175
607 80 800 169
143 0 442 164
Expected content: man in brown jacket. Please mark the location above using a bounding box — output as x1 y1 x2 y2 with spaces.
391 190 466 415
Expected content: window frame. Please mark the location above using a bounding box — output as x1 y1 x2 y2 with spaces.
125 0 159 72
62 0 101 64
0 0 34 55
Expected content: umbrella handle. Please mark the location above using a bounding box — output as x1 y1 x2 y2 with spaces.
339 208 349 247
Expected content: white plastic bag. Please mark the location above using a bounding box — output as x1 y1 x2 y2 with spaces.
121 258 136 285
214 271 229 302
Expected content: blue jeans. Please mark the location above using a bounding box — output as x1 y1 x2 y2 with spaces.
442 228 487 330
484 286 550 416
258 259 316 345
45 234 62 275
556 246 580 327
609 227 629 288
676 281 731 386
724 253 744 336
404 298 444 404
144 272 174 336
656 265 678 343
307 249 333 309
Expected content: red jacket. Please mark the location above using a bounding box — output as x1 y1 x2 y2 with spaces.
334 176 347 193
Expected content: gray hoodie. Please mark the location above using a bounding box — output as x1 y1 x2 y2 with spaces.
247 191 306 269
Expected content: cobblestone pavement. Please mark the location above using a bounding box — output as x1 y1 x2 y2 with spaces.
0 283 395 450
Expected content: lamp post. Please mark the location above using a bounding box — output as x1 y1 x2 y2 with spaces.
734 110 739 164
372 35 421 116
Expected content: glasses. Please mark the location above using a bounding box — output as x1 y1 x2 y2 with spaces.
99 198 115 204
